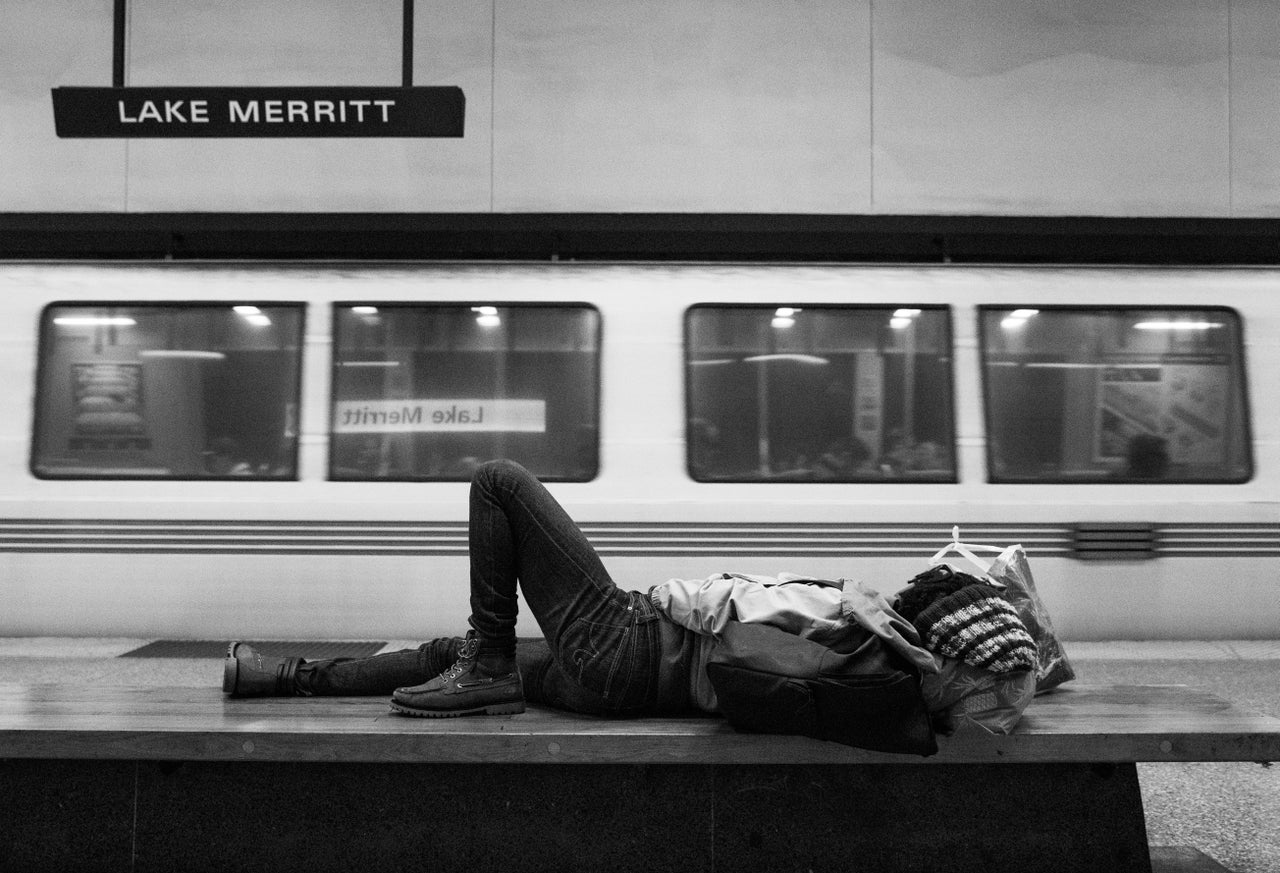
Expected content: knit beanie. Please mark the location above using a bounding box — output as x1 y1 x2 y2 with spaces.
913 584 1038 674
894 564 989 624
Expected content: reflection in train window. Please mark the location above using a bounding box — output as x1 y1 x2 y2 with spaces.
32 303 304 479
685 305 956 482
330 304 600 481
980 307 1252 483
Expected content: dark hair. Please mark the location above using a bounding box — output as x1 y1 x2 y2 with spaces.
1126 433 1170 479
894 564 988 623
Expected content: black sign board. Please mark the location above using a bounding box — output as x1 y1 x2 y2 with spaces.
51 86 465 138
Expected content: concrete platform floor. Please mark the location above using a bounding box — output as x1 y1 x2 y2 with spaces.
2 638 1277 873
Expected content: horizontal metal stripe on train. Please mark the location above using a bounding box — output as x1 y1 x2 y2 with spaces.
1 520 1279 557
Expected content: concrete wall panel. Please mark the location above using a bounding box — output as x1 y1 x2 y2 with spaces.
2 0 127 210
1230 0 1280 216
872 0 1231 215
3 0 1278 217
492 0 870 212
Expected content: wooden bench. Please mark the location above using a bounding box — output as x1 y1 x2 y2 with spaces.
2 682 1277 873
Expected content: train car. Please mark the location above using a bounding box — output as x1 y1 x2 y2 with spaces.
1 261 1276 641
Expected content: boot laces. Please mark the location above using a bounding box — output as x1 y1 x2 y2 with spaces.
441 657 471 682
441 635 480 682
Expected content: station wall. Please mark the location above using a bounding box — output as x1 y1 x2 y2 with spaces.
3 0 1277 216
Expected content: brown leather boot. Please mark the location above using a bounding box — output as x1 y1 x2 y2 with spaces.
223 642 303 697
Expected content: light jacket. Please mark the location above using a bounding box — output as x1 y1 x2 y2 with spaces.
648 572 938 713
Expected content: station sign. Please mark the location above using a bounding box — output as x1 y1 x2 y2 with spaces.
334 399 546 434
51 86 465 138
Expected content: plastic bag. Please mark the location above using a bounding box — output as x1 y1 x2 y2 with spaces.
929 530 1075 693
985 544 1075 693
920 657 1036 735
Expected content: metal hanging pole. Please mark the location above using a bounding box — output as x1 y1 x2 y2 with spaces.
402 0 414 87
111 0 413 87
113 0 127 86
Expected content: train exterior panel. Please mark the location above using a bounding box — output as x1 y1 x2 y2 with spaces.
2 262 1276 640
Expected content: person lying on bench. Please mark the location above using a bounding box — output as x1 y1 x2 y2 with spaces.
224 459 1036 722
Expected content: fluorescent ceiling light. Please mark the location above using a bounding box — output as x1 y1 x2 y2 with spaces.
1134 321 1222 331
53 316 136 326
742 353 830 365
469 306 501 327
139 350 226 360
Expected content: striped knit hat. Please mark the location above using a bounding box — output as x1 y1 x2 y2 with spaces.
913 584 1038 674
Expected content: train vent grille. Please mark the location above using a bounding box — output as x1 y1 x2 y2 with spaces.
1070 523 1158 561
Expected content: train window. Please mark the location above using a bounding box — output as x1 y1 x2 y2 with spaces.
330 304 600 481
32 303 304 479
980 307 1252 483
685 305 956 482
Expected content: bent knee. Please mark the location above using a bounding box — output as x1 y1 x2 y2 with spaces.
473 458 532 488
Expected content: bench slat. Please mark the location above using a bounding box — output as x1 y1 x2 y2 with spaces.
2 683 1277 765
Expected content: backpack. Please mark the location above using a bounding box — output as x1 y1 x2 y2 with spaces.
705 620 938 756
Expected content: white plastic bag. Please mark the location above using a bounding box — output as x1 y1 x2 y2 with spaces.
927 527 1006 583
930 528 1075 693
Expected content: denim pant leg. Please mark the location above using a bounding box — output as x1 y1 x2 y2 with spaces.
295 638 461 696
467 459 660 713
299 637 607 709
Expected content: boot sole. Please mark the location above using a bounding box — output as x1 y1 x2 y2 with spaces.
389 700 526 718
222 643 240 694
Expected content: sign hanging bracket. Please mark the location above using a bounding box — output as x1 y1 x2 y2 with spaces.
56 0 463 138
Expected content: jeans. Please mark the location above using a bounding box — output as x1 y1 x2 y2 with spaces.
298 460 663 715
295 638 616 715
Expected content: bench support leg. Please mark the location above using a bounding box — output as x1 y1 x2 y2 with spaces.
0 759 1152 873
715 761 1153 873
